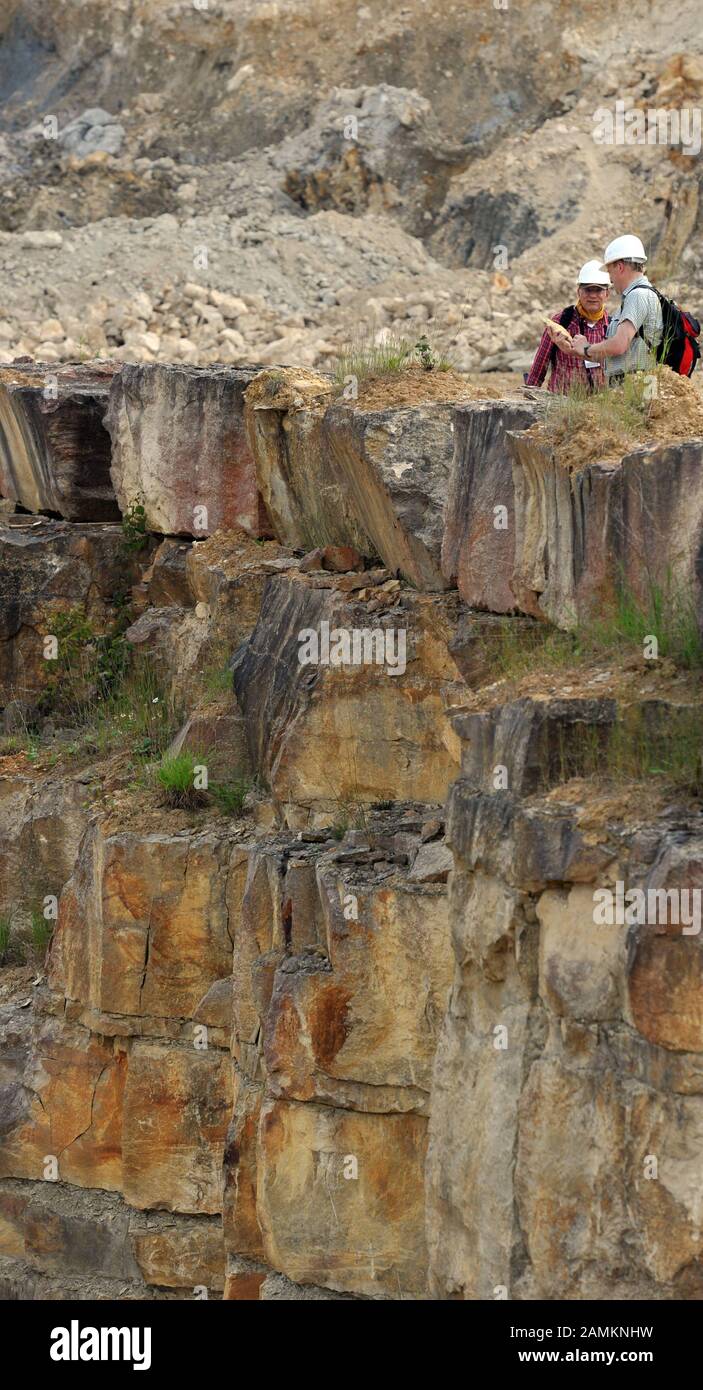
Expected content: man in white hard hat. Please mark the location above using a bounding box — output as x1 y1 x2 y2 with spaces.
525 260 611 393
566 235 663 383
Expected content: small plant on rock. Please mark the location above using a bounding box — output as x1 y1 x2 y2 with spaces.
30 906 53 958
415 335 436 370
121 497 149 553
157 751 208 809
210 776 251 816
0 914 12 965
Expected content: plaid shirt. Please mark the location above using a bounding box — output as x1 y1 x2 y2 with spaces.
526 306 610 392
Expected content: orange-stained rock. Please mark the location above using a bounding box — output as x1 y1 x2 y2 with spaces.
628 926 703 1053
50 824 236 1023
131 1220 225 1290
122 1043 232 1214
264 872 452 1107
0 1012 125 1192
256 1098 429 1296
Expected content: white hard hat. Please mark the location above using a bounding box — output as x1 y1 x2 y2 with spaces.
600 234 647 268
578 259 611 286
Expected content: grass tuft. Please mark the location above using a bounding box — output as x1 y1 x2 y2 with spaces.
156 751 209 809
0 915 12 965
210 777 251 816
333 332 453 387
484 571 703 679
30 906 53 957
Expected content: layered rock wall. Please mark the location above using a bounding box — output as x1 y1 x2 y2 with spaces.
2 362 702 1300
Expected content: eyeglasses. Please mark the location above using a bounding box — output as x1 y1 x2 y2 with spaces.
581 285 609 293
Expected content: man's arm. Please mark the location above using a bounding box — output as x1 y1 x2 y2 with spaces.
525 325 555 386
570 321 636 361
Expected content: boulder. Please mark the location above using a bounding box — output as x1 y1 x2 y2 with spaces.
106 364 272 538
0 362 120 521
407 839 453 882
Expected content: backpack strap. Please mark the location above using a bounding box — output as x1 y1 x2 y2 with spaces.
549 305 576 365
630 283 663 346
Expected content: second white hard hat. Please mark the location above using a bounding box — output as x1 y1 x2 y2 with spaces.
600 234 647 268
578 259 612 286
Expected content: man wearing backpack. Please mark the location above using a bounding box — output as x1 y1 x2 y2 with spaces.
566 236 662 384
525 260 611 392
568 233 702 384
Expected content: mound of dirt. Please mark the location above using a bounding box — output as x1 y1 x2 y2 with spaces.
538 368 703 469
646 367 703 438
345 364 500 410
244 367 333 412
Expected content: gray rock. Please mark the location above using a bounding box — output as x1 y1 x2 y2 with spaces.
106 362 270 537
408 840 453 882
0 361 121 521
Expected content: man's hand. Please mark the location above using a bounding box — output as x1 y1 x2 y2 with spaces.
545 322 577 355
570 334 588 358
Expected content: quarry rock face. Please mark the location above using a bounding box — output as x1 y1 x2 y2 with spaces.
232 570 465 820
0 517 146 704
0 770 90 914
3 356 703 1303
3 0 703 1314
0 362 120 521
443 408 703 631
509 431 703 629
276 84 463 239
441 398 542 610
49 824 237 1024
426 696 703 1301
224 813 453 1297
106 363 272 538
245 369 453 590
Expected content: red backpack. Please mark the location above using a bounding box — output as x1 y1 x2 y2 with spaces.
637 285 701 377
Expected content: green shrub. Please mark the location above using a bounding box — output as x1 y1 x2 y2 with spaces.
414 334 452 372
121 497 149 553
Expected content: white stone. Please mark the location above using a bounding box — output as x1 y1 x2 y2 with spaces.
209 290 248 318
21 230 63 249
37 319 65 342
